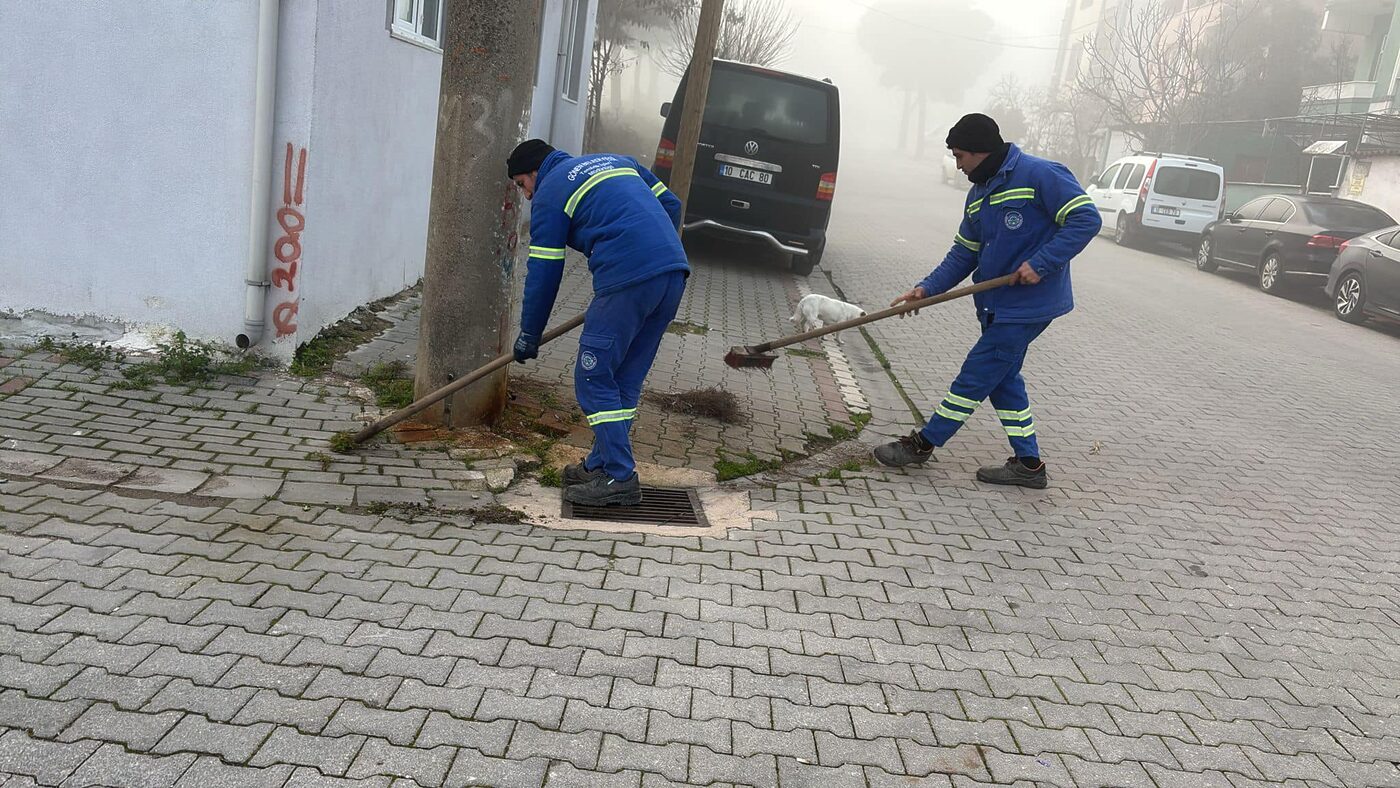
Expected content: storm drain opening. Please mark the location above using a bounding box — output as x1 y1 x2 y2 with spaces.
562 486 710 528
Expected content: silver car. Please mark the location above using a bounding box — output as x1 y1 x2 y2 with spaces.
1326 225 1400 324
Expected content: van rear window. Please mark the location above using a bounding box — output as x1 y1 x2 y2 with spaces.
1153 167 1221 201
703 69 830 145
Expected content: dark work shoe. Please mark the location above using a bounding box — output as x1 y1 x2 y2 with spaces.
976 457 1048 489
564 473 643 507
873 432 934 467
563 462 605 486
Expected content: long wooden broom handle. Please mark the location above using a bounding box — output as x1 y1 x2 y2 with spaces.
747 274 1016 355
350 313 587 445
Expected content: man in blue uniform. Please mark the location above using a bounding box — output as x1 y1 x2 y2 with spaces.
873 114 1101 488
507 139 688 507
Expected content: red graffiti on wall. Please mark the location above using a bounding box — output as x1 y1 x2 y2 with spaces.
272 143 307 338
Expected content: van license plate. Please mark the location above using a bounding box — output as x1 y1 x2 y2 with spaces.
719 165 772 185
1152 205 1181 217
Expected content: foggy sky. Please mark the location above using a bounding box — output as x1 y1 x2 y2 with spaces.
613 0 1067 158
777 0 1065 153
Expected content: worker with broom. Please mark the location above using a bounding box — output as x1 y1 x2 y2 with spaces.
873 114 1101 488
507 139 689 507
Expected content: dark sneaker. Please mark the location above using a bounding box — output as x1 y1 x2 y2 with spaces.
873 432 934 467
563 462 604 486
976 457 1048 489
564 473 643 507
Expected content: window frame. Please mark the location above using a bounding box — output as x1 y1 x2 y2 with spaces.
1113 163 1136 190
390 0 445 52
1124 163 1147 191
1257 199 1295 224
560 0 590 104
1096 164 1122 189
1234 198 1273 222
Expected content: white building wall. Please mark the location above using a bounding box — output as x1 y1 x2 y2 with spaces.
1 1 588 358
527 0 597 152
530 0 567 145
280 0 443 355
0 3 259 342
1345 155 1400 221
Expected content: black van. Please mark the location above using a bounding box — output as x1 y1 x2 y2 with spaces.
652 59 840 276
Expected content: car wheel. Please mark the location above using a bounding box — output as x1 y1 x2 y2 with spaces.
1114 213 1134 247
1196 235 1218 272
1334 271 1367 324
1258 252 1285 295
791 250 817 277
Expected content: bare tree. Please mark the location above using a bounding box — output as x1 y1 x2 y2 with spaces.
1026 84 1110 180
1076 0 1262 152
987 74 1030 147
657 0 798 77
587 0 691 148
1204 0 1333 121
1314 36 1358 117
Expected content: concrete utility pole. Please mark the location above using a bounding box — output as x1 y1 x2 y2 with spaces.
668 0 726 219
415 3 542 427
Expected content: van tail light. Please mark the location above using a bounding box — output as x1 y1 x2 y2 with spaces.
1138 159 1158 203
817 172 836 201
655 138 675 170
1307 234 1348 249
1338 240 1350 252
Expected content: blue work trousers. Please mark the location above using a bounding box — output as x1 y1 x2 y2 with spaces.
576 271 687 480
920 316 1050 458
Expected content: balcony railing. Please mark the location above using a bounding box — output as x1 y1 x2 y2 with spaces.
1302 81 1377 102
1299 81 1381 115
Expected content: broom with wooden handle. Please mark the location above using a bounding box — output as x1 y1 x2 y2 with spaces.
723 274 1015 370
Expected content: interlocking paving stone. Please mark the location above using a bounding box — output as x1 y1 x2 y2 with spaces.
151 714 275 763
344 738 457 784
249 726 366 776
4 158 1400 786
173 757 295 788
0 690 92 738
56 701 183 749
0 730 98 784
63 743 198 788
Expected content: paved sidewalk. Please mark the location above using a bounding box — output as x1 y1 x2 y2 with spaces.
339 238 869 474
1 153 1398 787
0 343 514 513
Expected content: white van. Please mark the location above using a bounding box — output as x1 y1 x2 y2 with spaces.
1086 153 1226 247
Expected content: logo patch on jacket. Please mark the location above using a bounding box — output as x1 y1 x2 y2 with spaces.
1004 211 1024 230
580 351 598 371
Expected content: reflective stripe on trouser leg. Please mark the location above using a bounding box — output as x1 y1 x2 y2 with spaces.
920 389 981 447
576 314 629 480
575 272 688 481
919 320 1050 449
987 332 1045 458
587 272 686 477
995 406 1039 458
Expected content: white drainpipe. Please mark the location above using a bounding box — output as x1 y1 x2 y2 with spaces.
237 0 281 349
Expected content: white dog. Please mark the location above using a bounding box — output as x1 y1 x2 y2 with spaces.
789 293 866 336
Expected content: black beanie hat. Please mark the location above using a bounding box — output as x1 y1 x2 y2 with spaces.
507 139 555 177
946 113 1004 153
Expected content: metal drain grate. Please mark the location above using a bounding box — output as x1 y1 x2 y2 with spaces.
562 486 709 528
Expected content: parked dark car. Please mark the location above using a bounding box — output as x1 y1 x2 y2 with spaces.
653 59 840 276
1195 194 1395 295
1325 225 1400 324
